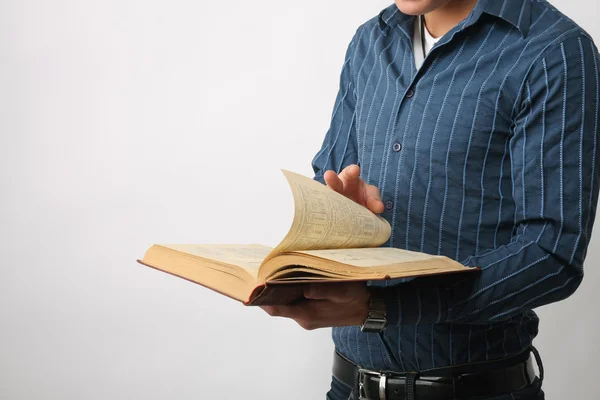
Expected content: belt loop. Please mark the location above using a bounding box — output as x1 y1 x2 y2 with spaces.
531 346 544 382
405 372 418 400
452 374 464 400
379 373 388 400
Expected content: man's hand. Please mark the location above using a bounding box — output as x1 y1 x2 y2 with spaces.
324 164 385 214
260 165 384 330
261 283 370 330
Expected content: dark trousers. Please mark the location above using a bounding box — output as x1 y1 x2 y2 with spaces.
326 376 545 400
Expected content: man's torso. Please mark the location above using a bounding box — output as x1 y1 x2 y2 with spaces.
333 0 590 372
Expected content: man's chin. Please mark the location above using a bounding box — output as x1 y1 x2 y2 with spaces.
394 0 445 16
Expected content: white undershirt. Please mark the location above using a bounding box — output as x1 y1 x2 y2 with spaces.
413 16 440 70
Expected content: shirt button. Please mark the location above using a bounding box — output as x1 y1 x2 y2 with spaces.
406 88 415 98
385 201 394 211
393 143 402 152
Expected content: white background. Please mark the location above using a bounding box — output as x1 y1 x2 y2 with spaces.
1 1 598 399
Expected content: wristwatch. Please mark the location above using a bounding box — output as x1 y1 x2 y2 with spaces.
360 290 387 333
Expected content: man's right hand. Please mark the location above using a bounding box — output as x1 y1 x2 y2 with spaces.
323 164 385 214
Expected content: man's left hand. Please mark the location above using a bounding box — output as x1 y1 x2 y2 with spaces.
260 283 371 330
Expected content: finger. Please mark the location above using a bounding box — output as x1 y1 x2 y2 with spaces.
338 164 361 188
303 284 329 300
260 305 277 316
291 303 321 330
266 298 370 329
303 283 362 303
263 303 322 329
364 185 385 214
261 305 298 319
324 170 344 193
294 298 369 329
340 165 363 201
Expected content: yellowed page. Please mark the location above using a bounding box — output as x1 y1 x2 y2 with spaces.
267 170 391 260
259 247 471 282
162 244 272 277
295 247 443 267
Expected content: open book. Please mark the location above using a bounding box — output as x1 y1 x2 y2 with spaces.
138 170 475 305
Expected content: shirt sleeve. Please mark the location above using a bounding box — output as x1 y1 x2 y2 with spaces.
382 35 600 326
311 28 362 184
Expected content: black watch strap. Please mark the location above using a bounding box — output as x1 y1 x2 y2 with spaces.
360 290 387 333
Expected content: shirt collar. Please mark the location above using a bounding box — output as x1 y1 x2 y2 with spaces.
378 0 532 38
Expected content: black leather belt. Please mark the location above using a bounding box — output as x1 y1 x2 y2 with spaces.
333 350 537 400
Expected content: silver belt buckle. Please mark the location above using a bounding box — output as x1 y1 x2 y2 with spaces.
358 368 388 400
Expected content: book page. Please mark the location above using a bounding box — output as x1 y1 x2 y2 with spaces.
295 247 441 268
259 246 471 283
162 244 272 277
266 170 391 260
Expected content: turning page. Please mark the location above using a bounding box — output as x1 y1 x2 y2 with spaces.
266 170 391 260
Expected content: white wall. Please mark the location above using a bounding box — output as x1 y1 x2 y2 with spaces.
0 1 598 399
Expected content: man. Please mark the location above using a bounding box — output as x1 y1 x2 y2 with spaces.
262 0 600 398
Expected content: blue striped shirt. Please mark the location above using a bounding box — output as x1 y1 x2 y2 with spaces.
312 0 600 372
